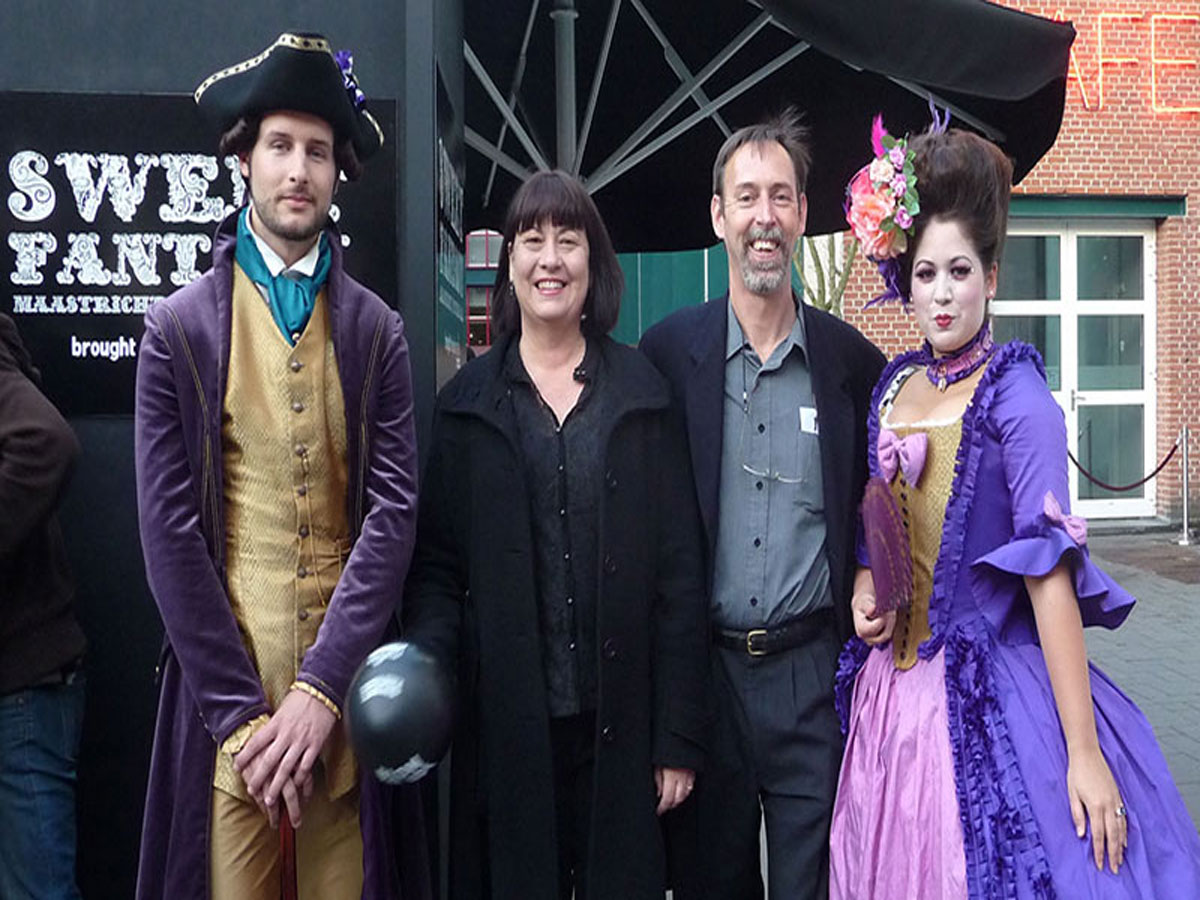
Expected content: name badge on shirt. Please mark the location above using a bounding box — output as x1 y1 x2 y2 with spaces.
799 406 819 435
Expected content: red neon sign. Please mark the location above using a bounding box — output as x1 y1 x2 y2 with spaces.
1046 7 1200 114
1151 14 1200 114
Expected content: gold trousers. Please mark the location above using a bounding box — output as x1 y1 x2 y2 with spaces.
209 773 363 900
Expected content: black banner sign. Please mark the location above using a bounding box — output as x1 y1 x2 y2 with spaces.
2 92 397 416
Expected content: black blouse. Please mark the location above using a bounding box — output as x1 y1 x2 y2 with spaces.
504 338 613 718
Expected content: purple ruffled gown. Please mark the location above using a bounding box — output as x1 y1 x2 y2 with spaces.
829 343 1200 899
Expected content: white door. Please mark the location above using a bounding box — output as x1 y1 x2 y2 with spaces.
992 220 1156 519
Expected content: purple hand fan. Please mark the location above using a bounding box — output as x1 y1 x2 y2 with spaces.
859 476 913 613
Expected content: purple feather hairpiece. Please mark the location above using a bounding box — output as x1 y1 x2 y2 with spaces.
929 98 950 135
864 259 905 309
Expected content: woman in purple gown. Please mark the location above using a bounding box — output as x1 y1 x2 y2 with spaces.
829 122 1200 899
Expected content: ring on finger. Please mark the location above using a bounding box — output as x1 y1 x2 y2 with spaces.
1115 804 1127 818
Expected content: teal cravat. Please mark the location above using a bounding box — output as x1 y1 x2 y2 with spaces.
235 209 332 345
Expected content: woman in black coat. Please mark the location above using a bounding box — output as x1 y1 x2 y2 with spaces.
404 171 710 900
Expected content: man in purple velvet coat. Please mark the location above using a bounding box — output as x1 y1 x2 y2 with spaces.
133 33 425 900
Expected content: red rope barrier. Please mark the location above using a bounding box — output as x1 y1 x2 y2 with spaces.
1067 440 1179 493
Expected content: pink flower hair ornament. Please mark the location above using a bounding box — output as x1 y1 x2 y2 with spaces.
845 115 921 307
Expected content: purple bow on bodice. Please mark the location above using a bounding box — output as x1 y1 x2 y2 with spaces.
878 429 928 486
1043 491 1088 546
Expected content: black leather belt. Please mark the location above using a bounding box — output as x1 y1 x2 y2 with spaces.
714 608 834 657
32 658 82 687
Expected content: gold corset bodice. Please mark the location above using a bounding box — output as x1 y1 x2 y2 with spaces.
885 416 962 669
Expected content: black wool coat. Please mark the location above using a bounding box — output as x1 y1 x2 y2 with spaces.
404 333 710 900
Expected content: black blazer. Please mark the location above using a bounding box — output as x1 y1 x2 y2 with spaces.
640 296 885 642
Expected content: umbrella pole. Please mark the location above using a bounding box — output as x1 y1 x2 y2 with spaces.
551 0 578 169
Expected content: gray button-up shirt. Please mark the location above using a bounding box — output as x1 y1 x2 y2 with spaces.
711 301 832 629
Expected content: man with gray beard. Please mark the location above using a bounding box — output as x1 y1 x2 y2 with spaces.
640 109 884 899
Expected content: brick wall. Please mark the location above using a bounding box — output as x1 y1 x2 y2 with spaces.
842 0 1200 521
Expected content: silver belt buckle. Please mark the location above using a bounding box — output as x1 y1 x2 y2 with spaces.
746 628 768 656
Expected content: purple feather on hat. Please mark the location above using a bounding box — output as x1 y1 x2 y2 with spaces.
334 50 366 109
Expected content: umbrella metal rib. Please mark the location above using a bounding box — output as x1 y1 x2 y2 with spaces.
483 0 541 206
465 42 549 174
466 126 531 183
588 39 812 193
585 11 773 191
627 0 733 140
574 0 623 176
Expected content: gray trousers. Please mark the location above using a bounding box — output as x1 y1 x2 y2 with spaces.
669 617 842 900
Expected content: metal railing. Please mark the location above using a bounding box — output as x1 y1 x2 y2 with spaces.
1181 426 1191 547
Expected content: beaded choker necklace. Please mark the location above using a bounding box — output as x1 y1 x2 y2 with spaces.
922 323 994 391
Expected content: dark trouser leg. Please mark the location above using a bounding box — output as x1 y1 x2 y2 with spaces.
550 711 596 900
673 652 765 900
0 674 86 900
757 626 841 900
673 623 840 900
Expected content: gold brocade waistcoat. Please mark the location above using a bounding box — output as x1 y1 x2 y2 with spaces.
887 418 962 670
214 264 356 801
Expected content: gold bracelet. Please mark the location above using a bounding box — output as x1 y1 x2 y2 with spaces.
291 680 341 718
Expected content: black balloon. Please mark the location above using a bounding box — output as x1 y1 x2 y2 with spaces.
346 641 453 784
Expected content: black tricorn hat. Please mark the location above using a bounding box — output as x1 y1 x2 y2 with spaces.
194 32 383 161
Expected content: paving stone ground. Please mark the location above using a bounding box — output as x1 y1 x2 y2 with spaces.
1085 531 1200 829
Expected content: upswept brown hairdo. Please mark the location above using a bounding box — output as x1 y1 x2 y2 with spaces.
492 170 624 338
712 106 812 197
218 112 364 182
901 128 1013 290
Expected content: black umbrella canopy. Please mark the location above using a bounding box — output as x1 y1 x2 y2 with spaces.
464 0 1074 252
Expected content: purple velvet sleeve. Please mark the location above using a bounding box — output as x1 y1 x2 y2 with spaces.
134 303 270 744
969 360 1134 629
